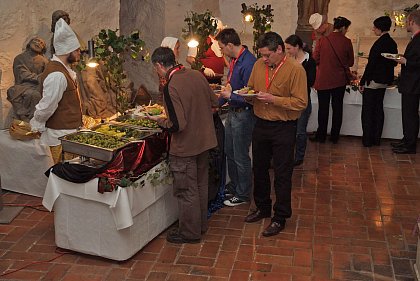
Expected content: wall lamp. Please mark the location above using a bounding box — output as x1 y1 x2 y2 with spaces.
187 24 199 48
86 40 99 68
241 3 254 22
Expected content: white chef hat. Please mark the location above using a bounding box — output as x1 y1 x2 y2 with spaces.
160 37 179 51
309 13 323 30
53 18 80 55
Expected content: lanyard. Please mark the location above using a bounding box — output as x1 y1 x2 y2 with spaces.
227 47 245 84
265 56 287 91
168 65 184 80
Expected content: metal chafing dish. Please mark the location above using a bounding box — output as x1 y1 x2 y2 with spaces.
92 123 158 140
59 131 131 162
109 114 161 131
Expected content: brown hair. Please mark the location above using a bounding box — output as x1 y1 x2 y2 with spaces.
408 10 420 26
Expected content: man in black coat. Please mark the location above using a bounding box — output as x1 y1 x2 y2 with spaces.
359 16 398 147
391 10 420 154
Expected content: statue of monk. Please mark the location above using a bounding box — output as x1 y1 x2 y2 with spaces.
7 37 49 122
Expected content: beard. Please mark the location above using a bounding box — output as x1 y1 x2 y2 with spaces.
67 52 80 64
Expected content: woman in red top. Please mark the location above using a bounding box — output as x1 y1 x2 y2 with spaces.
311 16 354 144
186 18 227 84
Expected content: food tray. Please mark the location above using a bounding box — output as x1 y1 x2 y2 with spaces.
92 124 157 141
59 131 131 162
110 115 161 130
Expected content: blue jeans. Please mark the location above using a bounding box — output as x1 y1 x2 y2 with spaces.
295 101 312 161
224 109 255 201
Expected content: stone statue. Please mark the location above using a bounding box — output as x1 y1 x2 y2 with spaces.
6 37 49 122
76 63 117 118
297 0 330 31
296 0 331 46
50 10 118 119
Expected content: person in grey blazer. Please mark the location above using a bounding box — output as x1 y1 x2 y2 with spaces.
359 16 398 147
390 10 420 154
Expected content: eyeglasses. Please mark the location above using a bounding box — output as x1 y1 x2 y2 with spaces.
260 51 275 59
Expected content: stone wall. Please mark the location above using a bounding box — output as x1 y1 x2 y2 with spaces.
0 0 414 127
119 0 165 101
0 0 119 128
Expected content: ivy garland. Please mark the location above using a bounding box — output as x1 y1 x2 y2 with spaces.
182 10 218 70
241 3 274 57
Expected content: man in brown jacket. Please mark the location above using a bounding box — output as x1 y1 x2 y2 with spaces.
149 47 218 244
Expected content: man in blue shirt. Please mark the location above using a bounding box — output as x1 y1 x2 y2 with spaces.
215 28 256 206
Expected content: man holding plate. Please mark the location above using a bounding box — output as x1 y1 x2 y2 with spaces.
215 28 256 207
388 10 420 154
244 32 307 237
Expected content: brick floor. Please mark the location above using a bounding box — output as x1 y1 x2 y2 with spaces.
0 137 419 280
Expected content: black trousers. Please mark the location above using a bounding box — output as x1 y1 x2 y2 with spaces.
252 118 296 223
361 88 386 146
316 86 346 141
401 93 420 150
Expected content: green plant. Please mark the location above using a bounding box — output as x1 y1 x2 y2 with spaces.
182 10 218 70
241 3 274 57
94 29 149 114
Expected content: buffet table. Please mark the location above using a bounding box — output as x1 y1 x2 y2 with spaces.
307 87 419 139
0 129 53 197
42 161 178 261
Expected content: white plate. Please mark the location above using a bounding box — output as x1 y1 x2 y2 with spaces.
234 91 258 97
240 93 258 97
381 53 400 59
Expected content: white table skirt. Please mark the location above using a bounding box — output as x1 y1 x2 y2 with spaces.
0 130 53 197
42 161 178 261
42 161 173 230
307 87 418 139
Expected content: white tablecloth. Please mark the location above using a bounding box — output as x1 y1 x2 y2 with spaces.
42 161 172 230
307 87 417 139
0 130 53 197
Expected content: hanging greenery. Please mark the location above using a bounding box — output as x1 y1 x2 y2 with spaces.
241 3 274 57
182 10 218 70
93 29 149 114
385 3 419 30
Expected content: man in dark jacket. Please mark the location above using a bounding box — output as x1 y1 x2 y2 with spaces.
359 16 398 147
149 47 218 243
390 10 420 154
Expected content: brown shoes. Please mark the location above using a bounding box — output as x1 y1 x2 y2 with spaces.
244 209 271 223
262 221 286 237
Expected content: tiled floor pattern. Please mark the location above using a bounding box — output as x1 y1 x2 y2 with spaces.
0 137 419 281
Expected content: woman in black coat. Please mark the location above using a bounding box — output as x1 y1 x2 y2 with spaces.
359 16 398 147
285 35 317 166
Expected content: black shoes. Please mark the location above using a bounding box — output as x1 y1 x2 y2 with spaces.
166 229 201 244
390 140 405 148
262 221 286 237
244 209 271 223
392 146 416 154
309 136 325 143
329 137 339 144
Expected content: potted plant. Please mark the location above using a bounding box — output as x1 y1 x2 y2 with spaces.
93 29 148 114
